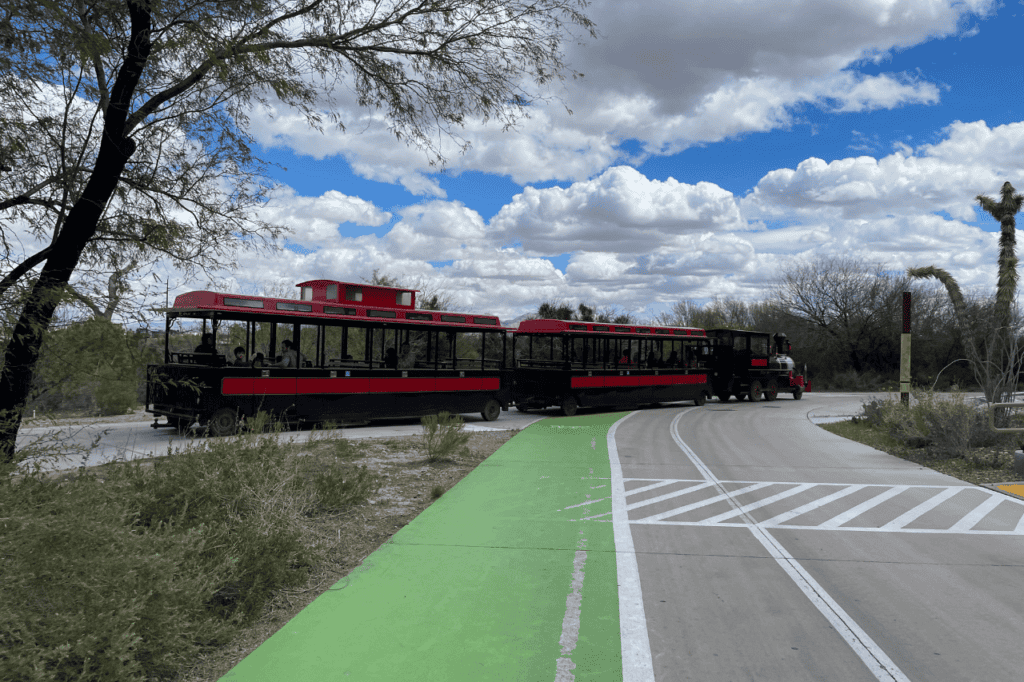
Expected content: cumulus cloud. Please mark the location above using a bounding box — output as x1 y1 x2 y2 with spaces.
491 166 745 254
261 186 392 248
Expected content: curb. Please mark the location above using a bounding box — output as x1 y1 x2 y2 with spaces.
981 482 1024 502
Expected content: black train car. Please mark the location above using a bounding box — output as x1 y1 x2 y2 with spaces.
705 329 809 402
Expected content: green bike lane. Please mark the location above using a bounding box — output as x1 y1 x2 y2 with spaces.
222 412 631 682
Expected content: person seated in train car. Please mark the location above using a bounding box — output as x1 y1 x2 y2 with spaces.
250 352 265 367
398 341 416 369
274 339 305 368
618 350 630 364
195 333 216 354
232 346 248 366
384 346 398 369
667 350 679 367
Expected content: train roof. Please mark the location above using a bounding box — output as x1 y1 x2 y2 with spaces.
516 319 706 337
165 284 506 330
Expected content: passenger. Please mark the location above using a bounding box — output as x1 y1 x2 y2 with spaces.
274 339 305 368
384 346 398 369
646 350 658 368
398 341 415 369
195 333 216 354
667 350 679 367
232 346 248 366
618 350 630 364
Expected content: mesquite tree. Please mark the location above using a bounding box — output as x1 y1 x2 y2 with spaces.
909 181 1024 404
0 0 595 466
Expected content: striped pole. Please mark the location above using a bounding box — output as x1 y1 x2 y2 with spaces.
900 292 911 405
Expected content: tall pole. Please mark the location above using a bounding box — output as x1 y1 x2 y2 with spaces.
900 291 911 405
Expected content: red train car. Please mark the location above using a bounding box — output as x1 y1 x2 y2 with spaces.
511 319 713 415
146 280 511 435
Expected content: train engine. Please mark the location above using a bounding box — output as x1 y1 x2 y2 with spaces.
705 329 809 402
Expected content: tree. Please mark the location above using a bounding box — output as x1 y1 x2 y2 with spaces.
773 256 914 376
0 0 595 465
909 181 1024 403
535 301 632 323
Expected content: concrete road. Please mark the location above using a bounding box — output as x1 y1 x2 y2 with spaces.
14 406 550 473
611 392 1024 681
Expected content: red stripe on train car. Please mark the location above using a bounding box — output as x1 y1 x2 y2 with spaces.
481 377 500 390
603 375 640 387
751 359 768 367
369 378 436 393
570 376 605 388
437 377 482 391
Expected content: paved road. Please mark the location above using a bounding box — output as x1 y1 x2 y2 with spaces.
611 394 1024 681
14 407 548 473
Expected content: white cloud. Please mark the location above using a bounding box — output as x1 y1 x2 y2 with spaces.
261 187 392 248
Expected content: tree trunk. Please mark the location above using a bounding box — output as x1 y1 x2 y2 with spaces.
0 1 151 466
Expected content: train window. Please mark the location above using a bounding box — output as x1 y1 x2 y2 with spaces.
733 336 748 351
368 309 397 318
397 291 412 306
441 315 465 323
324 306 357 316
615 326 631 333
224 297 263 308
301 286 313 301
407 312 432 321
751 336 768 355
593 325 609 331
326 284 338 300
474 317 499 325
345 287 363 302
277 301 312 312
569 324 586 331
299 324 320 367
483 332 504 369
453 332 482 369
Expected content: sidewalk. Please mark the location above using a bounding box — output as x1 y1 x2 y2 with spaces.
221 413 628 681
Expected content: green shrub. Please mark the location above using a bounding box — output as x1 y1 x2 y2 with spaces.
859 391 997 457
420 411 470 462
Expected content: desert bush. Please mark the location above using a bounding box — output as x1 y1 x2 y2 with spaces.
421 411 470 462
0 424 378 681
860 392 997 457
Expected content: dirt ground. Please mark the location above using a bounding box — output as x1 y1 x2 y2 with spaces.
177 428 517 682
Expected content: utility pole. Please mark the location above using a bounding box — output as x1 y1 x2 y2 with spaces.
900 292 911 405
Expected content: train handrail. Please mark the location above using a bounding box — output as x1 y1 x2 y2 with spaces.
987 402 1024 433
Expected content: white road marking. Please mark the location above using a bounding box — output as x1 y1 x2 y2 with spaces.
624 481 716 511
607 412 656 682
699 483 816 524
818 486 910 529
632 482 774 523
881 487 962 530
948 494 1006 532
668 412 912 682
758 484 867 527
554 536 588 682
623 479 683 497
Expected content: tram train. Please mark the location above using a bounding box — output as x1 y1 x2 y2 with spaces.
145 279 808 434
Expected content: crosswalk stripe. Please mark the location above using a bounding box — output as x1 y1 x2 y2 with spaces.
880 487 963 530
624 479 684 497
699 483 816 525
758 484 866 527
818 486 909 529
624 481 715 511
947 494 1006 532
632 482 774 523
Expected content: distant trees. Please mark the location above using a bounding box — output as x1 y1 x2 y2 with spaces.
535 301 633 323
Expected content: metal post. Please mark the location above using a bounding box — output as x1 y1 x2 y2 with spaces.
900 291 911 404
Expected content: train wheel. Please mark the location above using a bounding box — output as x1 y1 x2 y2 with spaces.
208 408 239 437
793 386 804 400
560 395 579 417
694 392 707 406
764 379 779 402
717 392 731 403
748 380 763 402
481 399 501 422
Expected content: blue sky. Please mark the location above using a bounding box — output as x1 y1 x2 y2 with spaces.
178 1 1024 322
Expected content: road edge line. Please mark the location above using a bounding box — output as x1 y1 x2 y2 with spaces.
608 411 656 682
